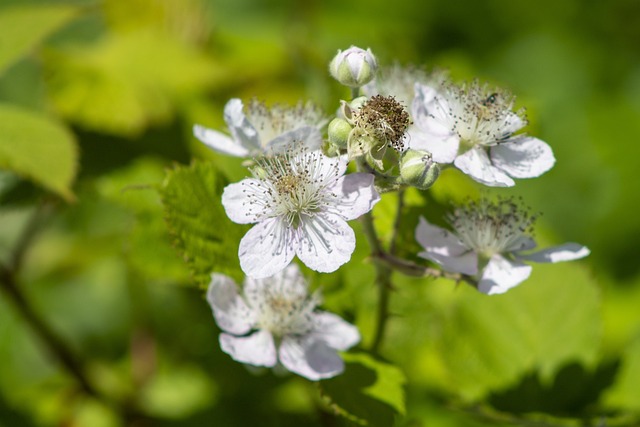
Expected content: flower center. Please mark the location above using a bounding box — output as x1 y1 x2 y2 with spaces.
354 95 411 151
246 99 325 146
253 148 339 228
254 290 318 337
449 198 537 259
439 82 526 150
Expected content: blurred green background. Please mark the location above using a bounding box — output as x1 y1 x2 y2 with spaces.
1 0 639 426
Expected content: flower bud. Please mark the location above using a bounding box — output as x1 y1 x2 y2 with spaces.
329 46 378 88
328 118 352 148
399 149 440 190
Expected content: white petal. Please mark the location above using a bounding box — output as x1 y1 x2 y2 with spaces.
478 254 532 295
266 126 323 153
219 330 277 367
296 214 355 273
207 274 254 335
193 125 250 157
243 264 308 308
407 127 460 164
505 235 537 253
517 243 590 264
239 218 296 279
490 137 555 179
311 312 360 351
418 250 479 275
279 336 345 381
415 217 468 257
411 83 439 128
454 147 515 187
223 98 261 152
500 111 527 136
221 179 266 224
328 173 380 220
415 217 477 275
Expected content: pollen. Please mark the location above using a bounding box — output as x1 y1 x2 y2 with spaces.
354 95 411 151
448 197 538 257
248 145 339 227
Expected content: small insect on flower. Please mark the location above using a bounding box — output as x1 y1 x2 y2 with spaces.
222 144 380 278
207 264 360 380
193 98 326 158
409 80 555 187
415 197 590 295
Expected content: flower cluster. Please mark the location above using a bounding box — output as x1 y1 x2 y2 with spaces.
196 46 590 381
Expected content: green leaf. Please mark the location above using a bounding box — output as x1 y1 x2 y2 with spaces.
0 4 78 76
439 258 600 401
159 161 246 286
0 104 77 200
604 336 640 411
44 29 216 136
320 352 406 426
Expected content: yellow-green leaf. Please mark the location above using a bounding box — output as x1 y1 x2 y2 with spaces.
0 4 78 75
0 104 77 200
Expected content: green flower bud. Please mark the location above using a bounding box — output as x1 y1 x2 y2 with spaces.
328 118 352 148
339 96 367 126
399 149 440 190
329 46 378 88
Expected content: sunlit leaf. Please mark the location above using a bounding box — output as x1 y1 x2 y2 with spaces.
0 3 78 76
320 352 406 426
604 336 640 411
0 104 77 200
159 161 246 285
439 258 600 401
45 29 215 136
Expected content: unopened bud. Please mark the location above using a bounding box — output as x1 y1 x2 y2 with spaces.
328 118 352 148
329 46 378 88
399 149 440 190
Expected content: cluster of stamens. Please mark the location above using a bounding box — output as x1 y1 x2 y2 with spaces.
448 197 538 257
354 95 411 151
243 147 339 228
246 279 319 337
246 99 326 145
435 81 527 148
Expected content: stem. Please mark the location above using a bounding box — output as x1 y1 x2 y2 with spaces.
374 252 475 285
389 190 404 256
350 87 361 99
0 202 98 396
0 201 156 424
359 210 393 354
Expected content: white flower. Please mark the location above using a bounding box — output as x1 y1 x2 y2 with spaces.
207 264 360 381
362 63 448 111
409 81 555 187
415 198 590 295
222 146 380 278
193 98 326 158
329 46 378 88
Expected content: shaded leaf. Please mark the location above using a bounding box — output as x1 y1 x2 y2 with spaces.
0 3 78 75
0 104 77 200
159 161 246 285
320 352 406 426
